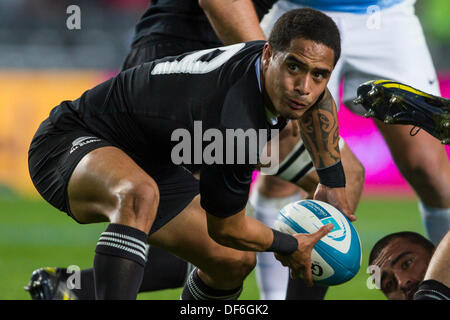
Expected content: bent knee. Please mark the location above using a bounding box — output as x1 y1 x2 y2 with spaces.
238 251 257 277
211 251 256 284
227 252 256 281
112 179 160 232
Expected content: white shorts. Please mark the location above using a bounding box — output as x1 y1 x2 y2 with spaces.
260 0 441 115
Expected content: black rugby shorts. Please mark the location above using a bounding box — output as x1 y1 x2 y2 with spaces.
28 117 199 235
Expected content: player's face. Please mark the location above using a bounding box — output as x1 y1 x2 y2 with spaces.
372 238 433 300
261 38 334 119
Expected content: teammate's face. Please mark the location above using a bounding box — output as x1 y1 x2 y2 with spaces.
261 38 334 119
372 238 433 300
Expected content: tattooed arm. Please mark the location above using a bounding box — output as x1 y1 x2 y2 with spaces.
298 89 356 221
298 88 341 168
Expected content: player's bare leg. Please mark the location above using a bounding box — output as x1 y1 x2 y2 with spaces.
148 195 256 298
67 146 159 299
375 122 450 245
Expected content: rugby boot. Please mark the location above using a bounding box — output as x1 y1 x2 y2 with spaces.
353 80 450 144
24 267 78 300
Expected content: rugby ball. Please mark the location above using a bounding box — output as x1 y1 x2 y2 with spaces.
274 200 361 286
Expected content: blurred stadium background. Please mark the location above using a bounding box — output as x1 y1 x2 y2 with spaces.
0 0 449 300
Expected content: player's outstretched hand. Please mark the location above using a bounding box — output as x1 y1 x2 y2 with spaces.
274 224 334 287
314 183 357 222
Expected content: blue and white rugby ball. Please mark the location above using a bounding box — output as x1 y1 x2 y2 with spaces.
274 200 361 286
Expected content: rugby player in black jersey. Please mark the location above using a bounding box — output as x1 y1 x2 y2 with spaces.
28 8 355 300
26 0 280 300
26 1 364 301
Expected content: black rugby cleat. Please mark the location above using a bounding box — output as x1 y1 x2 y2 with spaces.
24 267 78 300
353 80 450 144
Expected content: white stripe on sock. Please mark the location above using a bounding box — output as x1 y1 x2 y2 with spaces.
98 235 147 256
101 231 148 251
96 241 147 262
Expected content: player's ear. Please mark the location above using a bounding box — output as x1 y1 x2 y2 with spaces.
262 42 273 69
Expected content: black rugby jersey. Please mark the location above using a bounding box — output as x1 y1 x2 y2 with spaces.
49 41 286 217
133 0 278 45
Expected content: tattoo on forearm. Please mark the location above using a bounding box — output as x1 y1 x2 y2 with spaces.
299 89 340 168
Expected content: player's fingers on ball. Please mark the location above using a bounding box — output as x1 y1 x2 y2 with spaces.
349 212 357 221
340 207 356 221
340 205 356 222
310 224 334 244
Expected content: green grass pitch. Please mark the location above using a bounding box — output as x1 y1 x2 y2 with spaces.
0 195 425 300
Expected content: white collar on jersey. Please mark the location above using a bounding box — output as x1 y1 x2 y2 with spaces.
255 56 279 126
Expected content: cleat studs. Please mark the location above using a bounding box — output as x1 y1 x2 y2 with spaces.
389 95 400 104
368 88 378 97
443 121 450 128
353 96 364 105
384 115 394 124
364 109 376 118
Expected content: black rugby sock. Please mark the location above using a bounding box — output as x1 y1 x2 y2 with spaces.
67 247 191 299
93 223 149 300
64 268 95 300
181 268 243 300
285 277 328 300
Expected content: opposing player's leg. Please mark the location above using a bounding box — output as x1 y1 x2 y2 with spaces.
148 194 256 299
374 121 450 245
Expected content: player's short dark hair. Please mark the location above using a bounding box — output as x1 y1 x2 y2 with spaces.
268 8 341 65
369 231 435 266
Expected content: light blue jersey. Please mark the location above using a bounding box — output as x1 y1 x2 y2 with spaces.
287 0 405 13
